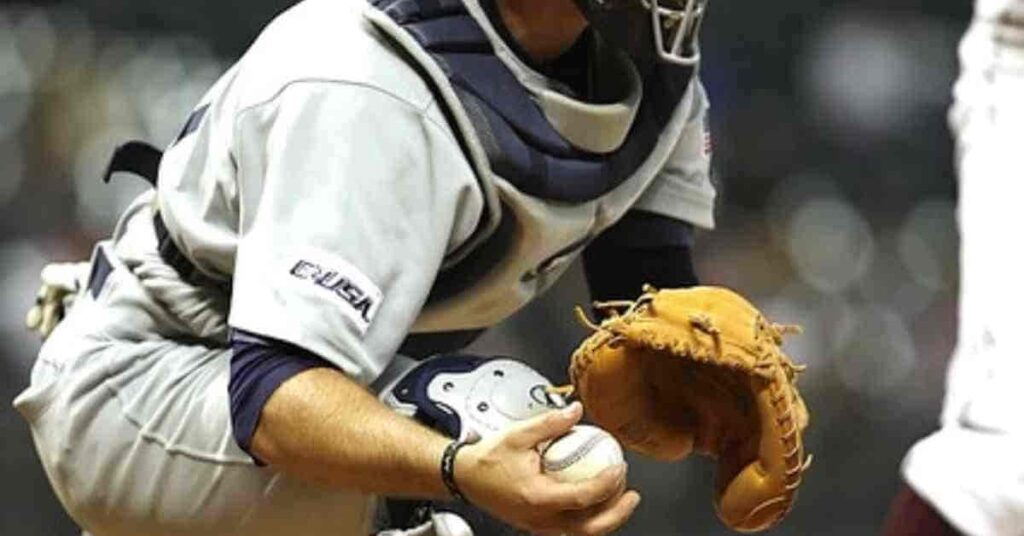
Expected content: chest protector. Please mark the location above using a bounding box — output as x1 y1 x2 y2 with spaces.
365 0 697 354
368 0 694 203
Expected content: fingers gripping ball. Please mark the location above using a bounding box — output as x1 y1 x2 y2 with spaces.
569 286 811 533
541 425 624 483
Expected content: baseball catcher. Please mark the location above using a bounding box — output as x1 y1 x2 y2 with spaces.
11 0 812 534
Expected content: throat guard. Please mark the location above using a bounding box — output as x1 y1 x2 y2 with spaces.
367 0 695 203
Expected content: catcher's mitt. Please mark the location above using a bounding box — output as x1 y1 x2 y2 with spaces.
568 285 811 533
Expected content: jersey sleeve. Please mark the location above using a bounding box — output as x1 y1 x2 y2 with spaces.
228 81 482 385
583 211 698 302
633 79 716 229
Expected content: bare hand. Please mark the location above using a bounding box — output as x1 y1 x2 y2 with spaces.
455 402 642 536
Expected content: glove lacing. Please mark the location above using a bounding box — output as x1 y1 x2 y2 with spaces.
570 284 814 527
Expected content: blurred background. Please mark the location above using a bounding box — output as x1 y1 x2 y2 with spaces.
0 0 968 534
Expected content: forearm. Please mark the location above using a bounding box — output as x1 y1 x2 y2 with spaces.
251 367 451 499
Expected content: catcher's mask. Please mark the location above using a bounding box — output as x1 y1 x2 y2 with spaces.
574 0 708 67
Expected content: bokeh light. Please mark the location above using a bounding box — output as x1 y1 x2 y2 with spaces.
898 199 958 292
832 305 918 397
785 196 876 294
801 9 958 141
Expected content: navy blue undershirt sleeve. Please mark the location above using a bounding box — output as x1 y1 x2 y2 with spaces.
583 210 699 302
229 329 336 462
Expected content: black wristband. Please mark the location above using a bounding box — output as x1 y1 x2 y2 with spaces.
441 439 470 502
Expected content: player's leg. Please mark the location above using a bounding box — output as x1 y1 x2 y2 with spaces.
888 2 1024 534
15 244 374 536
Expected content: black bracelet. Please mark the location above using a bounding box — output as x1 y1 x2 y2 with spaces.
441 439 470 502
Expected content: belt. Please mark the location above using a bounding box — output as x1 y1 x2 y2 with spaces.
103 141 230 293
152 211 230 291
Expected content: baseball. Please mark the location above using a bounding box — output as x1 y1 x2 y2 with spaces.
541 425 625 482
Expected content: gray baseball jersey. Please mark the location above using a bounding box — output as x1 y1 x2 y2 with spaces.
159 0 714 384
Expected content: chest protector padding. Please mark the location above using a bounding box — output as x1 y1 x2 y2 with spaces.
370 0 695 203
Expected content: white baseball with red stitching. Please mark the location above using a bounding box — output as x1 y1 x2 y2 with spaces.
541 425 624 482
